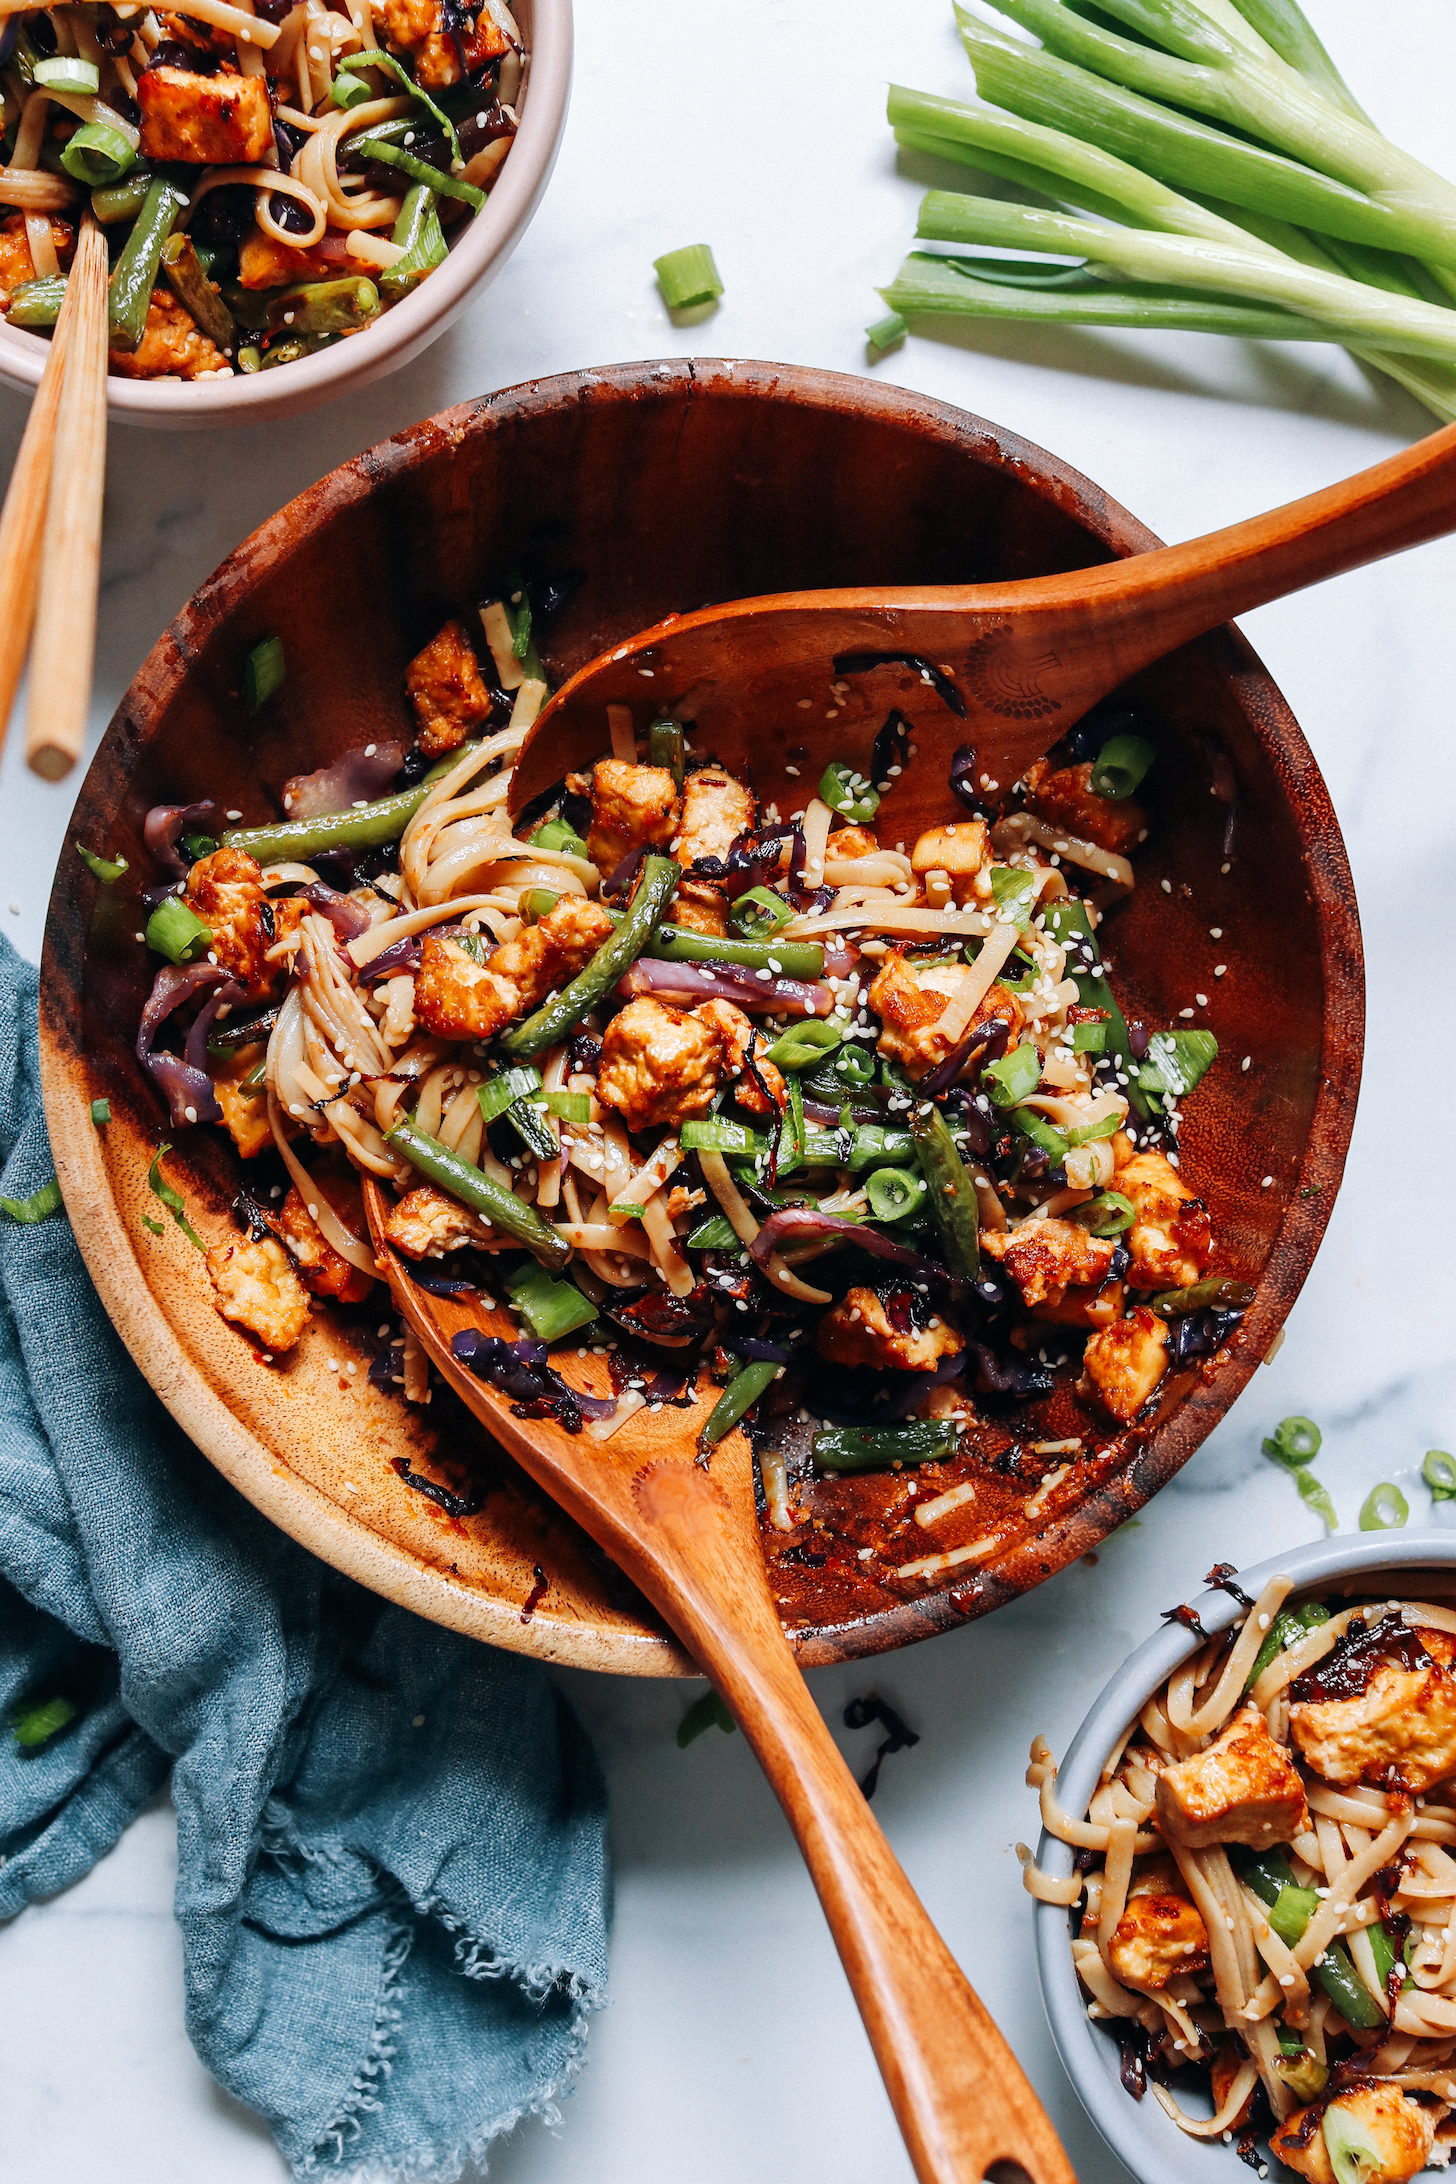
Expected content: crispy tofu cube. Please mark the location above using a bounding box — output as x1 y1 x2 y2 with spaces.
0 210 74 295
1023 758 1147 858
980 1216 1114 1308
675 768 755 869
669 895 728 937
1115 1149 1212 1291
597 996 721 1132
382 0 508 87
236 222 336 291
109 287 227 381
910 819 991 904
207 1233 310 1353
1106 1856 1210 1991
405 619 492 757
1290 1643 1456 1794
1156 1703 1310 1849
276 1187 375 1304
484 895 614 1013
186 846 276 999
382 1184 495 1259
826 824 880 859
414 899 612 1041
213 1047 271 1159
1029 1279 1125 1331
1081 1306 1169 1425
136 65 272 166
413 933 516 1041
1271 2084 1435 2184
585 759 680 874
693 999 785 1116
868 951 1023 1082
815 1286 963 1374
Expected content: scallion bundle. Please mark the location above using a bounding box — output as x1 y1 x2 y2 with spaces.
878 0 1456 420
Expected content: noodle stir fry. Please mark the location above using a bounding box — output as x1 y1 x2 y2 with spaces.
1024 1581 1456 2181
0 0 521 378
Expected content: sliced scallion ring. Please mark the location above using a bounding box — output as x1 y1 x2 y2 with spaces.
60 119 135 187
1424 1450 1456 1502
866 1167 926 1223
1273 1415 1322 1464
1359 1482 1409 1532
35 55 100 92
819 759 879 823
1090 733 1156 801
654 244 723 310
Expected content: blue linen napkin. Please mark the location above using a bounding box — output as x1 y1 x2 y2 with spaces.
0 934 610 2177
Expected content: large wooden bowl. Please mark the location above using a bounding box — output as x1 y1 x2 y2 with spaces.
38 361 1362 1676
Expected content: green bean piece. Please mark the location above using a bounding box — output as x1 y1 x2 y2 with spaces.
386 1118 568 1268
222 742 480 863
1244 1600 1330 1690
648 928 824 977
260 336 312 371
91 168 154 224
7 276 68 330
1149 1276 1257 1318
506 1261 597 1342
648 718 685 788
699 1359 780 1449
501 854 681 1059
1041 899 1150 1121
911 1104 980 1278
262 277 379 336
353 137 485 206
380 185 447 302
108 178 188 353
1272 2051 1329 2104
812 1420 958 1472
530 817 589 858
160 231 235 351
237 345 262 374
1234 1849 1384 2029
521 888 560 923
221 282 271 331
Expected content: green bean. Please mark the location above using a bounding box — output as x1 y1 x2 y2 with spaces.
699 1359 779 1448
501 854 680 1059
1041 899 1150 1121
649 718 685 787
160 231 235 352
353 138 484 207
91 168 154 224
7 276 68 329
386 1118 568 1268
812 1420 958 1471
1149 1276 1257 1318
108 178 188 353
267 276 379 336
1234 1849 1383 2029
380 185 446 302
222 742 481 863
911 1105 980 1278
648 927 824 977
506 1261 597 1343
260 336 312 372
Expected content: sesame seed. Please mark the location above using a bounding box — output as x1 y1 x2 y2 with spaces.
1214 965 1226 977
226 808 242 821
1210 927 1222 938
1242 1056 1251 1071
1179 1007 1195 1019
1261 1175 1273 1188
1195 992 1208 1006
1221 861 1231 874
1160 879 1172 894
183 1104 197 1122
412 1713 425 1727
365 743 376 757
134 931 145 942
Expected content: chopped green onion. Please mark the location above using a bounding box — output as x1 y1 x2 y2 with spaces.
848 1123 916 1171
147 1143 205 1250
338 49 461 159
812 1420 958 1472
680 1118 764 1158
1245 1600 1330 1690
1040 900 1150 1121
12 1692 78 1748
242 636 286 713
766 1020 841 1072
1070 1189 1135 1237
1424 1450 1456 1502
141 1214 164 1235
0 1177 63 1224
1070 1018 1107 1052
654 242 723 310
867 309 908 350
989 865 1038 930
819 760 879 823
145 896 212 965
91 1098 110 1125
1010 1106 1069 1167
1264 1415 1322 1465
648 718 685 787
1090 732 1156 800
76 840 128 883
700 1358 778 1448
983 1041 1041 1108
685 1212 742 1252
677 1689 736 1746
1136 1029 1219 1102
35 55 99 91
521 888 560 923
1323 2104 1388 2184
380 184 445 303
530 817 590 859
544 1090 591 1123
730 886 793 941
866 1166 927 1223
476 1064 541 1125
1063 1111 1121 1149
1360 1482 1409 1532
1150 1276 1256 1317
60 118 133 186
1235 1850 1379 2024
507 1261 598 1343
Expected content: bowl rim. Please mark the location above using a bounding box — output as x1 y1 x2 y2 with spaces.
38 357 1364 1675
0 0 573 428
1033 1531 1456 2184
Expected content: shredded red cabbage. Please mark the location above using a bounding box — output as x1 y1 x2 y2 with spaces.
361 937 423 981
280 742 406 820
618 958 833 1018
137 961 228 1125
450 1329 617 1427
966 1340 1053 1399
750 1208 954 1288
184 978 247 1075
724 1334 791 1364
870 709 913 787
297 881 373 940
144 799 216 880
948 744 995 819
604 845 648 897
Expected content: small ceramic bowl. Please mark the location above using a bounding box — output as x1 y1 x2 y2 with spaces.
0 0 571 430
1035 1531 1456 2184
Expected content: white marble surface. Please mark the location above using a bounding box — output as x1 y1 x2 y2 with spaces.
3 1 1455 2177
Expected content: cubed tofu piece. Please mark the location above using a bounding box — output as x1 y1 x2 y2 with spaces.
413 933 515 1041
1023 757 1147 858
1156 1703 1310 1849
405 619 492 757
382 1184 495 1259
186 846 275 998
669 894 728 937
382 0 508 87
826 825 881 860
276 1187 375 1304
585 759 680 874
675 768 755 869
1029 1279 1125 1330
213 1047 271 1159
137 65 273 166
483 895 614 1014
815 1286 963 1374
597 996 721 1132
868 951 1023 1081
980 1216 1114 1308
909 819 991 904
1271 2084 1435 2184
109 287 228 381
1106 1856 1210 1990
1116 1149 1213 1291
0 211 74 295
693 998 785 1116
1081 1307 1169 1425
236 222 337 291
207 1233 310 1352
413 898 613 1042
1290 1644 1456 1795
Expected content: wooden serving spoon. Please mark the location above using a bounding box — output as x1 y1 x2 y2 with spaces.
363 1180 1075 2184
507 414 1456 819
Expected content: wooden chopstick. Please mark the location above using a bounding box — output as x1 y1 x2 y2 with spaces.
0 308 69 765
23 211 109 782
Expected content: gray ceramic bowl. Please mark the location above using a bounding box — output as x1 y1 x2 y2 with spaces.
1034 1531 1456 2184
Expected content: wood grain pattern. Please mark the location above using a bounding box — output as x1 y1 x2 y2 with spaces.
365 1178 1074 2184
0 304 67 764
24 214 108 782
510 416 1456 817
